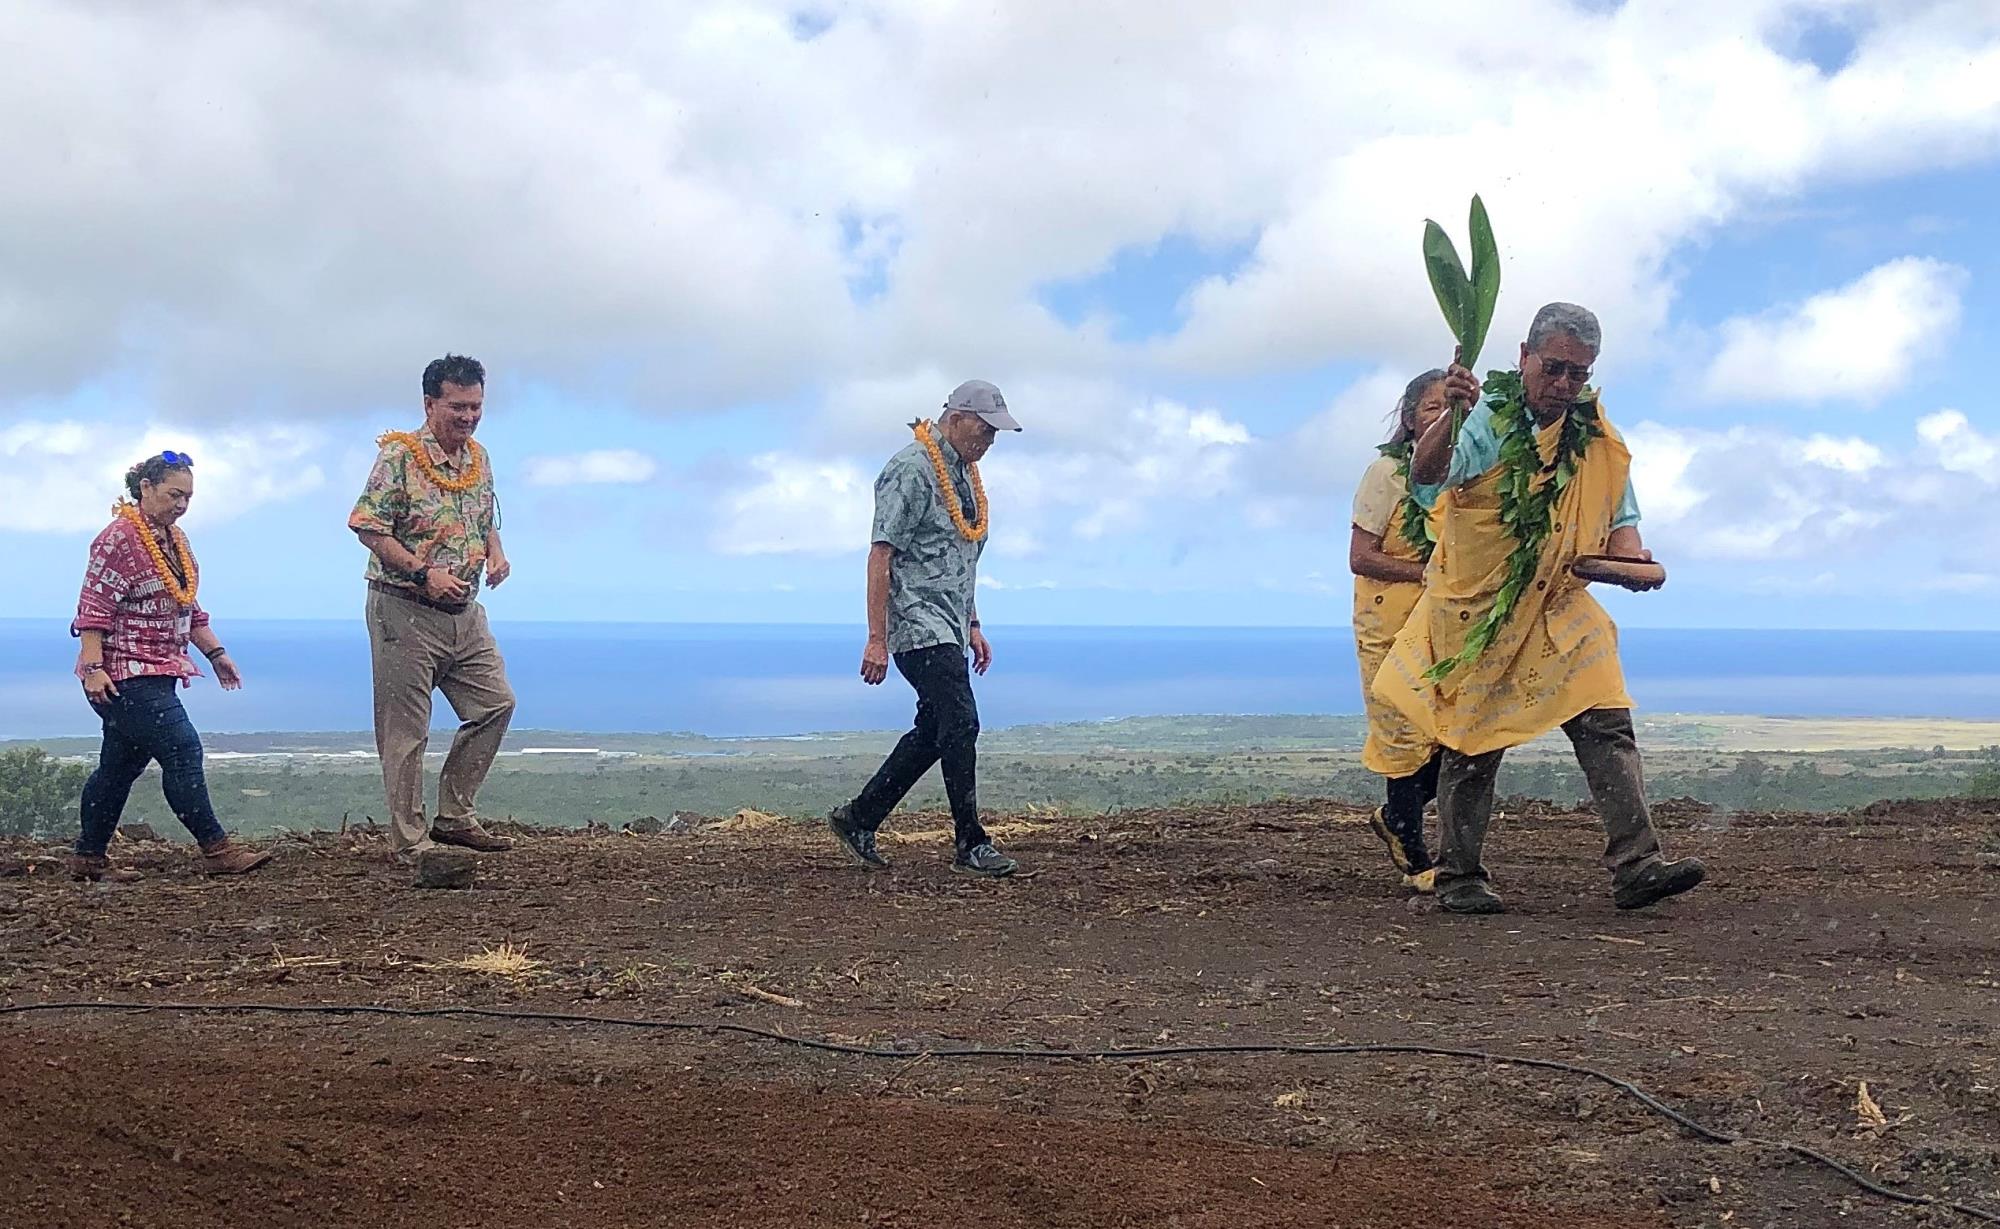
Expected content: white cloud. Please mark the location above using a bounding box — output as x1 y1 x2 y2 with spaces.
1917 410 2000 483
1275 369 1410 488
8 1 2000 626
716 393 1254 557
1701 257 1967 402
0 420 326 532
1626 423 1705 526
1161 13 2000 377
2 3 1997 424
522 449 659 487
712 454 871 555
1799 435 1886 473
1621 416 1978 563
1235 367 1428 537
984 398 1254 545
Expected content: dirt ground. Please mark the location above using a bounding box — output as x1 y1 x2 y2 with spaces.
2 798 1997 1229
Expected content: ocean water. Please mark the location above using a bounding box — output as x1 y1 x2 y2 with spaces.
4 620 2000 740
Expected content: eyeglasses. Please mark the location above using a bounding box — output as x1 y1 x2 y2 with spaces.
159 450 193 467
1535 358 1592 384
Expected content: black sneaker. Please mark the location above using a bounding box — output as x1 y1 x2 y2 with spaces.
826 805 889 869
952 843 1018 878
1367 807 1414 874
1438 880 1505 915
1369 806 1435 879
1613 857 1706 910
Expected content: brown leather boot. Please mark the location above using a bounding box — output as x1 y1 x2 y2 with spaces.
68 854 143 884
199 838 273 875
431 823 514 853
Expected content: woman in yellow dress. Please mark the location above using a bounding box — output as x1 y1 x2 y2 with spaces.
1349 370 1449 891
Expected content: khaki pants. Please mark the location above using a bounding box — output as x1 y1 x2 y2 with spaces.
1435 707 1663 895
366 588 516 853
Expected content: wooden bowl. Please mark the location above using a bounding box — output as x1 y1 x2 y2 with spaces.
1571 554 1666 589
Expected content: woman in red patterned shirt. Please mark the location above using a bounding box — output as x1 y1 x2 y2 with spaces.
68 452 272 882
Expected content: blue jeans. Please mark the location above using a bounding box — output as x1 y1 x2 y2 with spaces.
77 675 227 856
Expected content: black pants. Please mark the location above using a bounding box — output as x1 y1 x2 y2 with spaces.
850 643 988 851
1383 751 1442 840
77 675 227 856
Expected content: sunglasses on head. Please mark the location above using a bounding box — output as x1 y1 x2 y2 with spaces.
159 450 193 467
1535 357 1592 384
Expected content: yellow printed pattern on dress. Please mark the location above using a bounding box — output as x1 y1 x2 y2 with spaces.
1354 493 1438 778
1373 401 1635 758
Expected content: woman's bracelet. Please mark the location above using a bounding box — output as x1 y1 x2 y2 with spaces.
203 644 227 661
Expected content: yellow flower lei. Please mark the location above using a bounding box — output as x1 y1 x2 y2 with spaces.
378 430 484 493
113 500 198 607
914 420 988 542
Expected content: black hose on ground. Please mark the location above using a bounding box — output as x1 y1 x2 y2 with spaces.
2 999 1993 1225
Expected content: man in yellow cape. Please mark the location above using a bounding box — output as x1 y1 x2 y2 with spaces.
1375 302 1706 916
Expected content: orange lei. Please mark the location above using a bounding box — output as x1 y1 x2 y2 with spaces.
913 420 989 542
378 430 484 493
113 500 198 607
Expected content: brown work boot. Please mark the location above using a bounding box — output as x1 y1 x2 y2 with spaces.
431 823 514 853
200 838 274 876
68 854 143 884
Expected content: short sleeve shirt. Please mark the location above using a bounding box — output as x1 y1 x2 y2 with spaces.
873 436 984 654
1351 454 1405 537
71 516 212 684
1413 401 1641 529
348 429 498 598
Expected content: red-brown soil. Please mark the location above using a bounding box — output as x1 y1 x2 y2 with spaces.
3 798 1997 1228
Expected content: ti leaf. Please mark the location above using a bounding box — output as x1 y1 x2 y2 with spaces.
1422 219 1472 347
1465 195 1500 369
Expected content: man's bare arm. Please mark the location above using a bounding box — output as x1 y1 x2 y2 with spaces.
355 529 425 575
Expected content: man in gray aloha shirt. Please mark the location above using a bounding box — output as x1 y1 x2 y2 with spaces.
827 380 1023 877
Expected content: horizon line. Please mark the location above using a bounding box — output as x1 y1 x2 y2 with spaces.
6 617 2000 636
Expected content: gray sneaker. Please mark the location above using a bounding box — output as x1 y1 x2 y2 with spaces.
826 805 889 869
952 843 1018 878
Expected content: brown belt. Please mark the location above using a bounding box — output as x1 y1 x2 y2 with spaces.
369 579 470 616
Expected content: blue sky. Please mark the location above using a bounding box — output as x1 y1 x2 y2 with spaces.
4 1 1999 632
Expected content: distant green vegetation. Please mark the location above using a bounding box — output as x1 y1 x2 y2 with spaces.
5 716 2000 842
0 747 89 839
1964 763 2000 801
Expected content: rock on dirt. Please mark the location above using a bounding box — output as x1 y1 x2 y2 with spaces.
414 848 477 889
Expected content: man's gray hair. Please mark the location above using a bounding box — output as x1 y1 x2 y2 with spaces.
1526 302 1601 355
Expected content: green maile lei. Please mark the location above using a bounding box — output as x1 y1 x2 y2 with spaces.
1423 369 1603 682
1375 440 1435 562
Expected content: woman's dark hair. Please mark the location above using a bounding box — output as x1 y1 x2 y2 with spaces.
1387 368 1449 445
125 452 193 500
423 353 486 398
